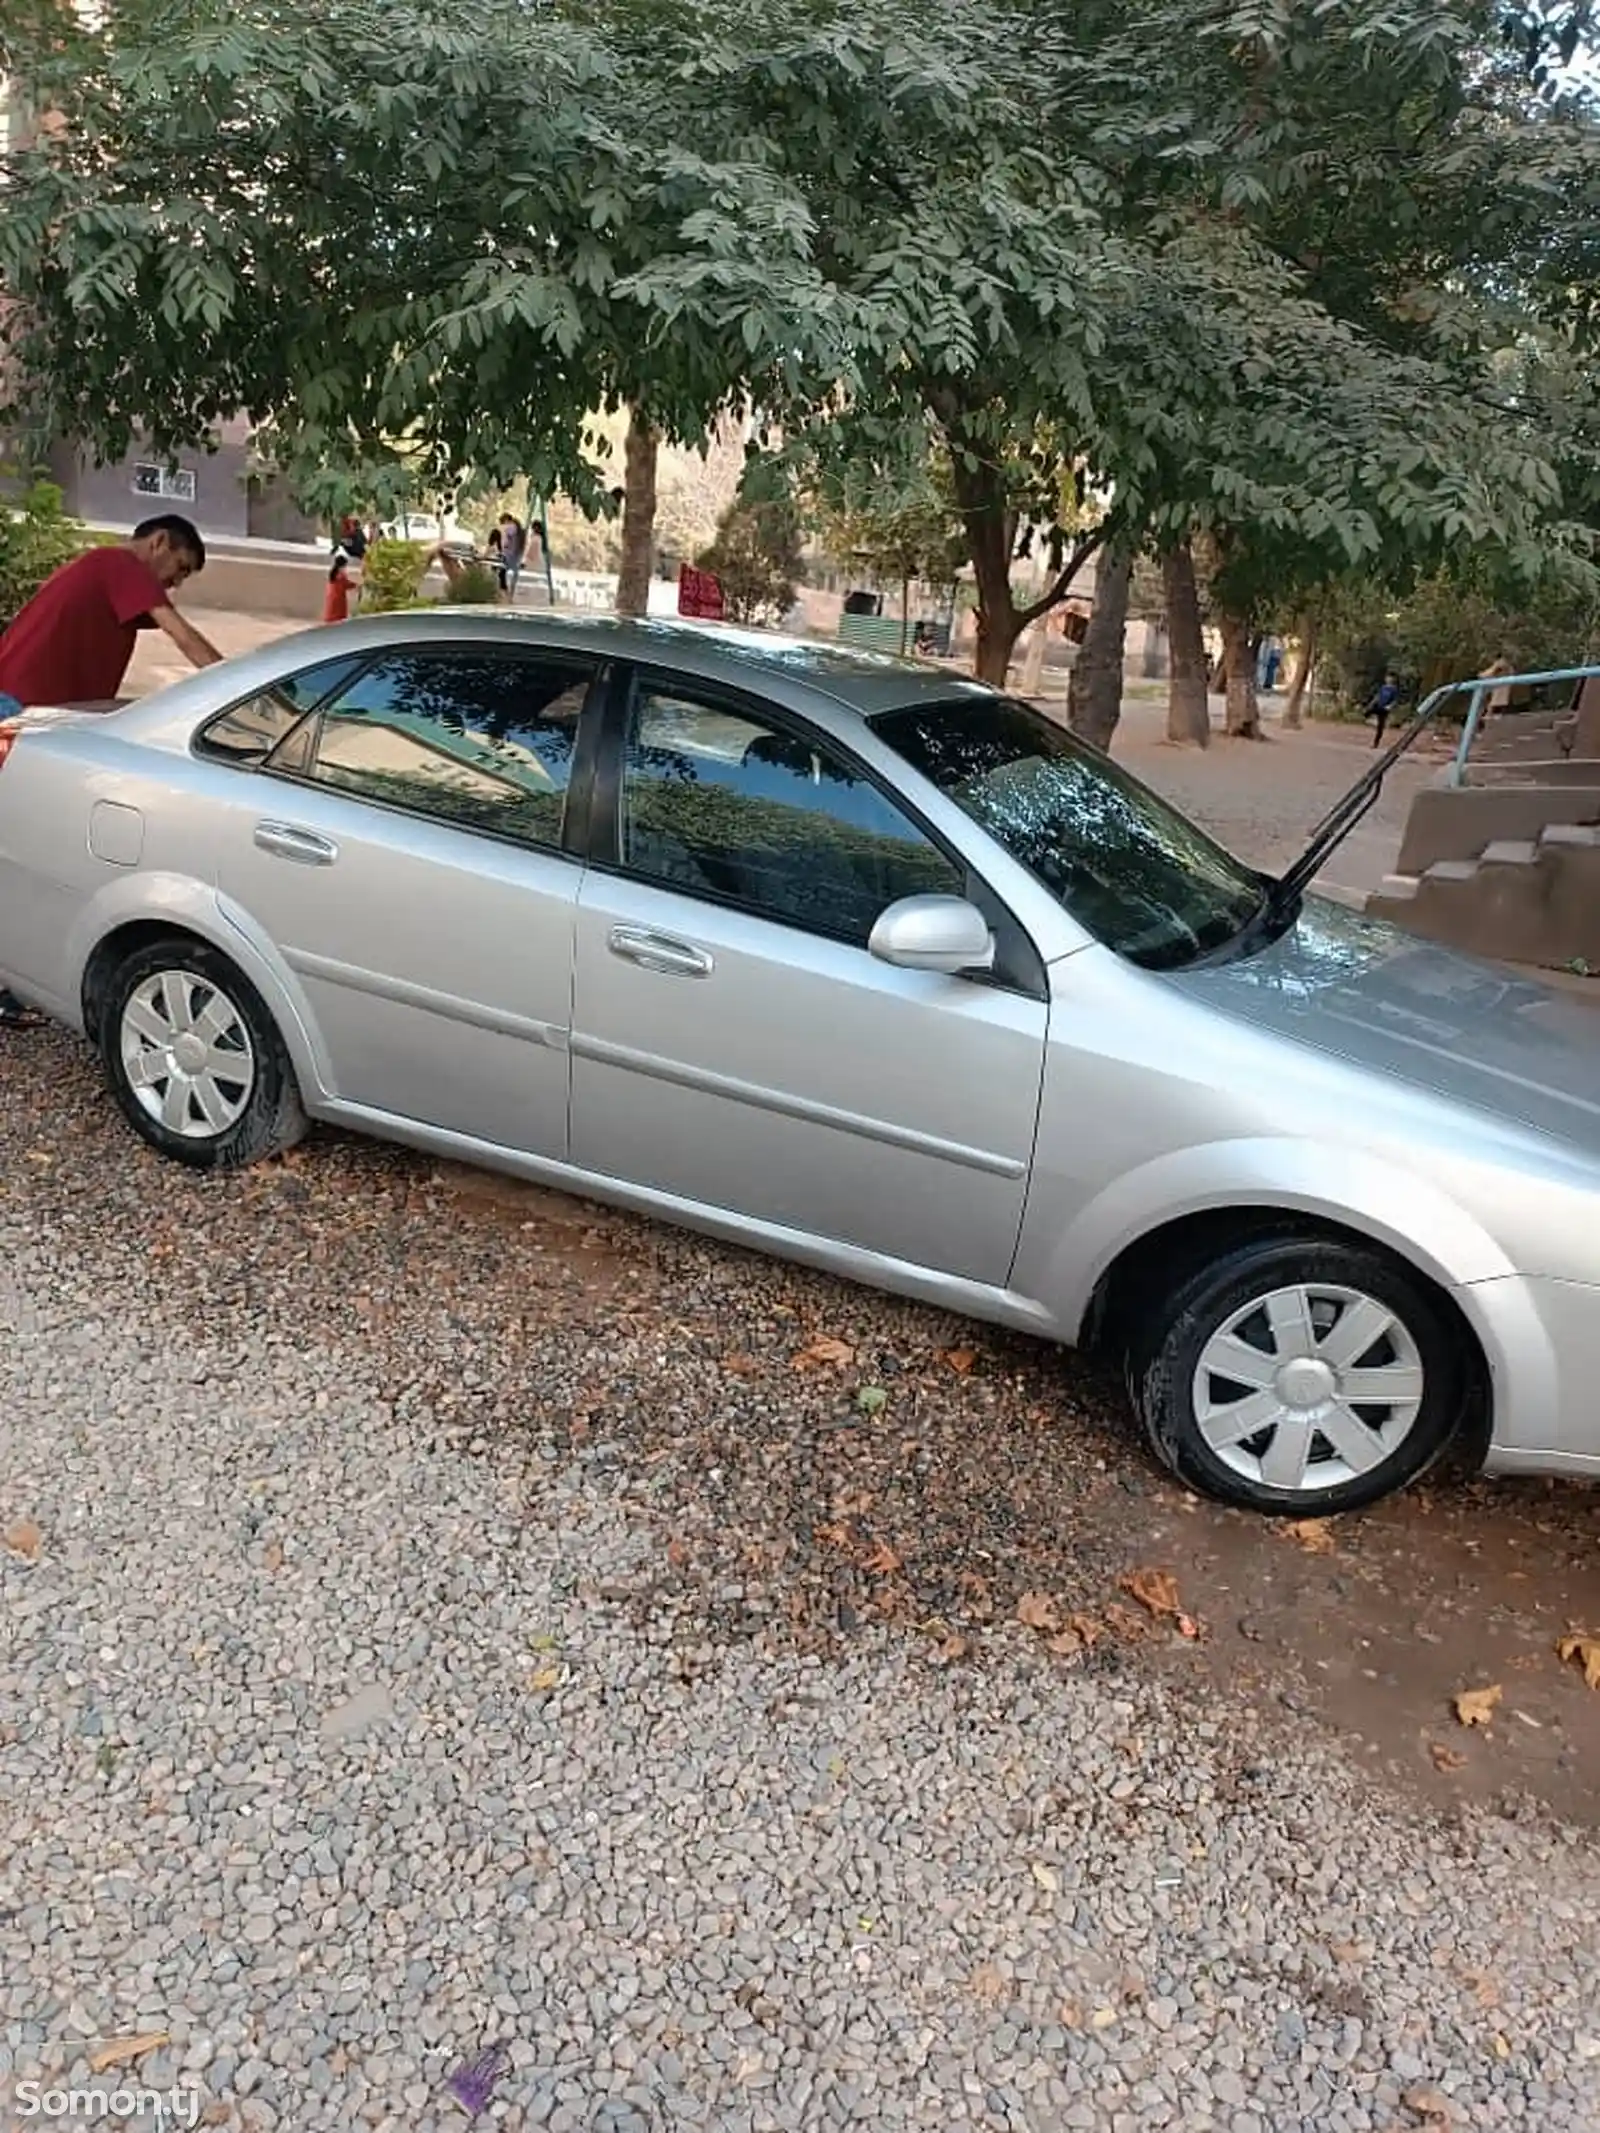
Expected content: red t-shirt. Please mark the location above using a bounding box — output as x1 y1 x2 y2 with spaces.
0 546 170 708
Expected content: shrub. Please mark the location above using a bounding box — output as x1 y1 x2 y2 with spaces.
442 560 500 605
0 477 86 629
696 492 804 626
359 538 431 612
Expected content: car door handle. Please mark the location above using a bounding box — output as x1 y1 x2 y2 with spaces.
254 820 339 866
607 924 713 978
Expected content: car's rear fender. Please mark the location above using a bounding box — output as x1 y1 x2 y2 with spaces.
1034 1136 1519 1343
66 873 336 1106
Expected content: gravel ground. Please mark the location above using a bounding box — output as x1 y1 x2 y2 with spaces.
5 1031 1600 2133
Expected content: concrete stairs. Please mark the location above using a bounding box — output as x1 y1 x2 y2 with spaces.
1370 822 1600 968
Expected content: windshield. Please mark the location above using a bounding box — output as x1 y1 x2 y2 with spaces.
870 694 1265 970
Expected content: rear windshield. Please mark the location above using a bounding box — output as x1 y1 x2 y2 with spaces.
870 694 1264 969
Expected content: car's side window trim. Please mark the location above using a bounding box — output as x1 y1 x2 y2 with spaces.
257 645 613 865
588 658 1048 1001
191 653 378 767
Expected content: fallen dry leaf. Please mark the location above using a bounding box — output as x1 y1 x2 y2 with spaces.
1284 1518 1336 1554
862 1539 903 1577
1030 1860 1059 1894
1453 1684 1503 1728
792 1336 854 1370
1016 1591 1062 1633
942 1347 977 1374
722 1352 760 1377
814 1522 854 1552
262 1540 285 1573
1429 1742 1468 1772
1175 1613 1203 1641
527 1665 562 1693
1121 1567 1182 1619
1047 1628 1087 1657
1557 1632 1600 1690
1491 2033 1512 2060
1102 1602 1150 1641
969 1962 1009 2005
1402 2085 1461 2125
666 1538 691 1570
932 1630 975 1664
1089 2007 1118 2030
89 2034 169 2074
3 1518 42 1562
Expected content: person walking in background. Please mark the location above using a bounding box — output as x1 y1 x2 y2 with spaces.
335 515 368 566
1364 669 1402 749
0 514 221 1026
1479 655 1515 729
498 514 527 602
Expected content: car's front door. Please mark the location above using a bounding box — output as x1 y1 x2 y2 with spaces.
208 643 603 1155
568 671 1048 1284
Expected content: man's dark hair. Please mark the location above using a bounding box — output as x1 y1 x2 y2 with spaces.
133 514 206 570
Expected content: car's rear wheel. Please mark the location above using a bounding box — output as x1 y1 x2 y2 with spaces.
1130 1234 1466 1515
100 936 306 1170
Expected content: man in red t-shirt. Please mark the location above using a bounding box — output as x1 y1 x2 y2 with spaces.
0 513 223 713
0 513 224 1024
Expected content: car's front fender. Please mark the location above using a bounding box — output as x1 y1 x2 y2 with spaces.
1025 1136 1520 1341
64 873 336 1106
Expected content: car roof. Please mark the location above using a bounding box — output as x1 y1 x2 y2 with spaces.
299 608 995 721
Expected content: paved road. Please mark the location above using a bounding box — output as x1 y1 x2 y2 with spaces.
1104 690 1435 905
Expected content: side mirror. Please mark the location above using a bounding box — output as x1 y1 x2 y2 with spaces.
868 894 996 976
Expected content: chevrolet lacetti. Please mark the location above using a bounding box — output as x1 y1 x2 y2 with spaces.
1 611 1597 1517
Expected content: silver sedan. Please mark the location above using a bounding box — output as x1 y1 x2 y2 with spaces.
2 611 1598 1516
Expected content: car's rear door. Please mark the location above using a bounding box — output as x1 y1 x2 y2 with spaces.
208 642 605 1156
567 664 1048 1284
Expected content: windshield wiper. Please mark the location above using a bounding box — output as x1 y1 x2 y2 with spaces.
1270 687 1458 909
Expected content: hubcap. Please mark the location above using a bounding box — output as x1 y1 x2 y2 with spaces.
1192 1282 1425 1496
119 969 256 1140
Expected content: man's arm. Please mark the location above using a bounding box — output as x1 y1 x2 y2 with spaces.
152 604 225 670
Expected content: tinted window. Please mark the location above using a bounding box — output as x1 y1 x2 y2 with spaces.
196 656 362 764
871 694 1262 969
305 651 593 850
620 685 960 942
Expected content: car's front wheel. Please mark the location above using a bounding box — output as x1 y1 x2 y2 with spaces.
1131 1234 1467 1515
100 936 307 1170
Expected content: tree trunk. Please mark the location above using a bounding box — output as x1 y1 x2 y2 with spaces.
1283 617 1319 729
1067 541 1132 750
615 408 659 619
1163 544 1210 747
941 425 1024 685
1218 607 1261 737
972 597 1023 686
899 574 910 657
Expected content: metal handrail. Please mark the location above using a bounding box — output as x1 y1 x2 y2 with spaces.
1444 662 1600 788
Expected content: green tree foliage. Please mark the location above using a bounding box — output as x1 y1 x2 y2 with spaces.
0 0 847 515
3 0 1597 690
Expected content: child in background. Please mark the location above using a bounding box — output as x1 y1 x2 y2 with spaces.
323 550 357 624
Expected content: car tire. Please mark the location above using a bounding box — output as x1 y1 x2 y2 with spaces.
100 935 307 1171
1130 1234 1466 1515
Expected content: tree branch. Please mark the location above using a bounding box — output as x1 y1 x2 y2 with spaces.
1016 524 1110 627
